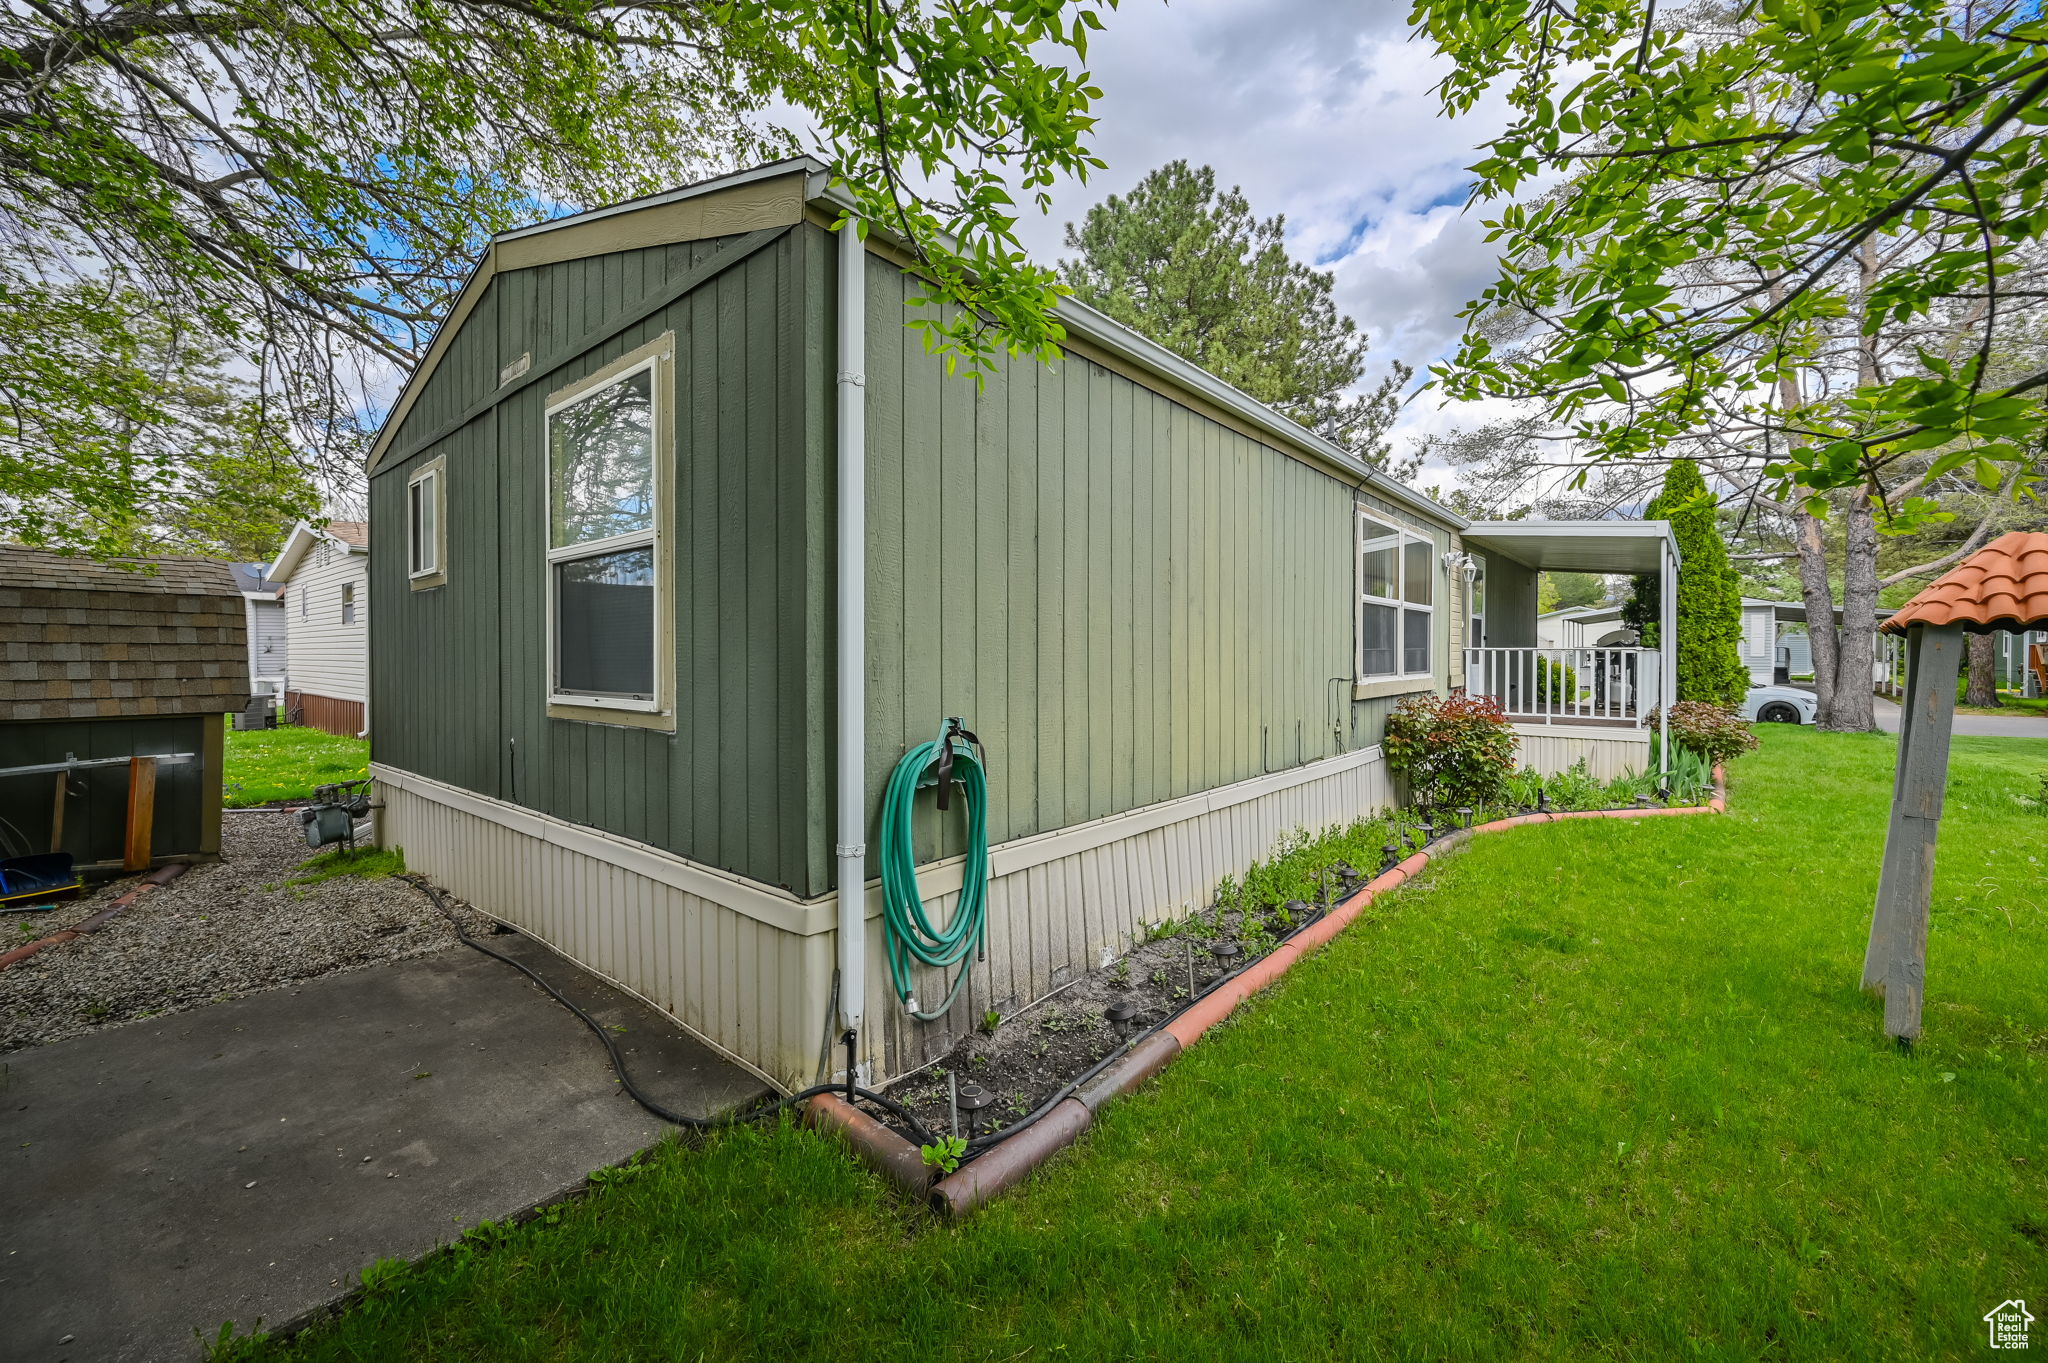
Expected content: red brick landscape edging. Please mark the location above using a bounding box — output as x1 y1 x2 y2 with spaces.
0 861 188 972
806 771 1730 1217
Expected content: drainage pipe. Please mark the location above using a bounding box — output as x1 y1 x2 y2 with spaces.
834 215 869 1080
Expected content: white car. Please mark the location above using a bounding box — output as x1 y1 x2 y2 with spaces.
1740 684 1818 725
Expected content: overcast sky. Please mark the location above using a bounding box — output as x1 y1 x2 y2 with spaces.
1000 0 1523 482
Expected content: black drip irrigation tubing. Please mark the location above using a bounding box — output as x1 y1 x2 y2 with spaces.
401 875 938 1144
404 809 1516 1166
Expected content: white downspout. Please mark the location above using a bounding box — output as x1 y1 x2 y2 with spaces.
1659 532 1674 782
834 218 868 1080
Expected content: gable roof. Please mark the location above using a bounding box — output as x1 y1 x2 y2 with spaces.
365 158 1463 530
269 520 368 583
1882 531 2048 634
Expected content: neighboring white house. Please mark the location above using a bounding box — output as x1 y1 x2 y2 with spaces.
268 520 369 736
1536 604 1632 648
225 561 288 704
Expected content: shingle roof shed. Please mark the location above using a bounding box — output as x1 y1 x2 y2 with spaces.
0 547 251 721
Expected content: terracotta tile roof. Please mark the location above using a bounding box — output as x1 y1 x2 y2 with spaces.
1882 531 2048 634
326 521 368 547
0 546 249 721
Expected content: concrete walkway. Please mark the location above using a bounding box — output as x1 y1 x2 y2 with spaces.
1871 695 2048 738
0 932 769 1362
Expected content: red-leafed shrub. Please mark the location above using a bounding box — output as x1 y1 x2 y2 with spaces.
1383 690 1518 809
1653 700 1758 765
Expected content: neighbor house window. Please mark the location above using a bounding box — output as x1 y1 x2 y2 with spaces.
408 456 446 588
545 351 664 713
1357 511 1435 681
298 588 307 620
340 582 357 625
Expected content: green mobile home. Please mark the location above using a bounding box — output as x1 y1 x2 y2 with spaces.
366 159 1661 1089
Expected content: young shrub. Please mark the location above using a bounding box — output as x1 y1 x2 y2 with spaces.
1655 700 1759 766
1383 691 1518 809
1535 656 1580 704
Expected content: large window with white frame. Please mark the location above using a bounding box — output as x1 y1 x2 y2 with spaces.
407 455 446 588
1357 510 1435 681
545 349 665 713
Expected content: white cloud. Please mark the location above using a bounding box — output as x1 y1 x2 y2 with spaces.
1001 0 1520 465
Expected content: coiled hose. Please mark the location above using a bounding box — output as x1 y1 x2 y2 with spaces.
401 875 935 1143
878 718 991 1022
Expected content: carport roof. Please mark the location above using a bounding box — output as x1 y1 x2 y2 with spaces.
1462 520 1679 574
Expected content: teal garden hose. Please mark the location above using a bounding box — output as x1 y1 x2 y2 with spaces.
878 718 990 1021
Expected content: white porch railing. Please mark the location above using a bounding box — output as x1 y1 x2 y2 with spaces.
1463 647 1661 726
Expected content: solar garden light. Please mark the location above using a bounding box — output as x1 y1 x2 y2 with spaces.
1634 793 1655 809
1456 806 1474 829
1105 1000 1139 1041
1536 785 1552 813
1656 783 1673 804
1417 816 1436 844
1380 840 1400 874
1210 939 1243 972
1283 897 1309 925
955 1082 994 1136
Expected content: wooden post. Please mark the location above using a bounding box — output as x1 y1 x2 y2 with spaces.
1862 623 1962 1042
123 756 158 873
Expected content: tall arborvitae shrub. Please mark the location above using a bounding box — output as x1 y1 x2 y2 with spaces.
1621 460 1750 706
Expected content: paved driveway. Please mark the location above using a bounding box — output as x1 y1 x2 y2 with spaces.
1 933 768 1362
1871 696 2048 738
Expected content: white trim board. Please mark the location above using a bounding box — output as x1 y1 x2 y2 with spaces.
1510 723 1651 742
373 741 1389 937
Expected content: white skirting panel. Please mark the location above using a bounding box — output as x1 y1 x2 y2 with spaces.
867 745 1394 1079
375 770 837 1091
1511 724 1652 782
375 743 1395 1088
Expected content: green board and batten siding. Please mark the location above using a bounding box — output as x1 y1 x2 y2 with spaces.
370 226 835 896
372 213 1453 901
860 248 1448 867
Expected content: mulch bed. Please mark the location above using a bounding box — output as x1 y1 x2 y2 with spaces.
884 899 1325 1142
0 812 491 1053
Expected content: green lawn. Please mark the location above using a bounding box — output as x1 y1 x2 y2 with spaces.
1959 690 2048 718
231 728 2048 1362
222 722 370 807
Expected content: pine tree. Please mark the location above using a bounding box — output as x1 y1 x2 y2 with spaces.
1621 461 1750 706
1060 163 1413 472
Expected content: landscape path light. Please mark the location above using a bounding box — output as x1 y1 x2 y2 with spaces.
955 1082 994 1136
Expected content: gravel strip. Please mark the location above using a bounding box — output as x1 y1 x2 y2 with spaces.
1 812 494 1053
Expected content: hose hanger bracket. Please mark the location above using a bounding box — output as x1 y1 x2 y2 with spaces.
880 717 992 1021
